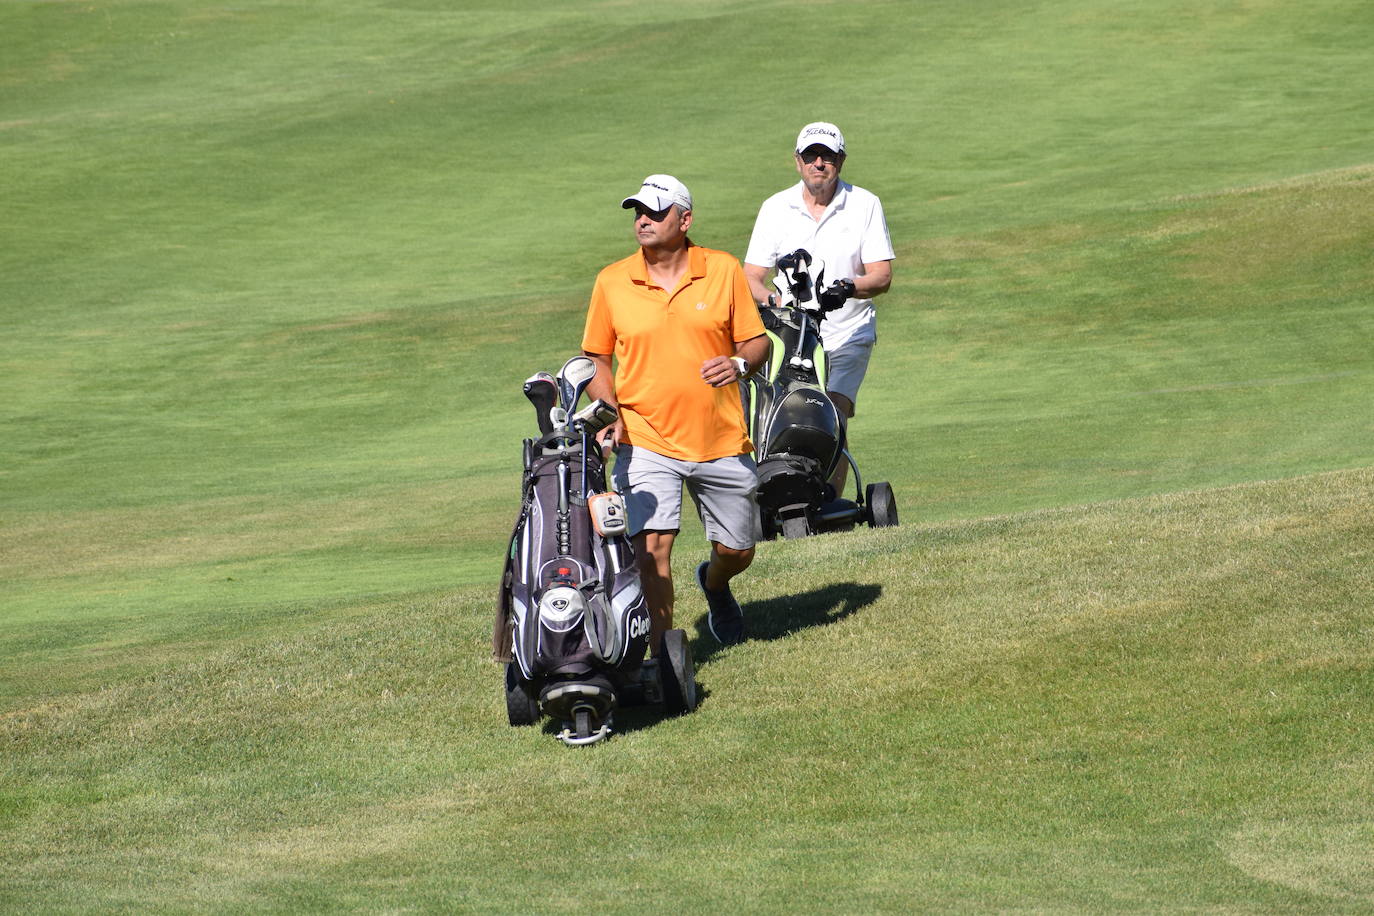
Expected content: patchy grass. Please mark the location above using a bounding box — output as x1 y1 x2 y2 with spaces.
4 469 1371 910
3 0 1374 907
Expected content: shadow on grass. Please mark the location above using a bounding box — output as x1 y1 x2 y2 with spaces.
537 582 881 743
541 685 714 742
561 669 717 741
693 581 883 665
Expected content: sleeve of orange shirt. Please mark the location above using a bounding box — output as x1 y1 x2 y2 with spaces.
581 270 616 356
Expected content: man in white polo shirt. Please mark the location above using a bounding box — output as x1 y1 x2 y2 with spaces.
744 121 894 500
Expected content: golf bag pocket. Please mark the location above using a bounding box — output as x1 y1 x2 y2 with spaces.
512 561 648 680
757 453 827 510
537 583 586 632
581 568 649 667
588 492 628 537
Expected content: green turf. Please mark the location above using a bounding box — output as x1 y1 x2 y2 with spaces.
4 470 1371 911
3 0 1373 908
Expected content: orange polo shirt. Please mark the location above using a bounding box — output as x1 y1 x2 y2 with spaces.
582 242 766 462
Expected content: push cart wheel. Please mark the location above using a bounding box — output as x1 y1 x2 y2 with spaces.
505 662 540 726
865 482 899 528
659 629 697 715
781 515 810 540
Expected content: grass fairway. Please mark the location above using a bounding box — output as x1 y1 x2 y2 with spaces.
5 470 1372 910
3 0 1374 909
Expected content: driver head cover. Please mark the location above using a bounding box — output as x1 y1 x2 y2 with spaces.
773 257 827 308
621 174 692 212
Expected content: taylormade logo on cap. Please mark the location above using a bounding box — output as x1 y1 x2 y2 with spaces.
621 174 693 212
795 121 845 154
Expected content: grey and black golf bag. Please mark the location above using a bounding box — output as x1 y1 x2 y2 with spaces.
741 249 899 540
494 358 696 745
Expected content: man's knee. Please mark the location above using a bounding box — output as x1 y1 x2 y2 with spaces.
827 390 855 419
711 541 755 575
634 530 676 575
713 542 753 561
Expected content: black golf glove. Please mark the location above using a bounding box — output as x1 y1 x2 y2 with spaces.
818 278 855 312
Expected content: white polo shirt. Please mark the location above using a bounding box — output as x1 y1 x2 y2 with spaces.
744 180 894 350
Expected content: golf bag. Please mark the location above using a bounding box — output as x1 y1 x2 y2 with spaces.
741 249 898 539
495 358 696 746
494 421 650 744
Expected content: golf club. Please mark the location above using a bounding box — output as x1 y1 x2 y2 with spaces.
568 369 606 501
568 357 597 414
570 399 617 494
571 400 618 436
523 372 558 436
557 355 597 414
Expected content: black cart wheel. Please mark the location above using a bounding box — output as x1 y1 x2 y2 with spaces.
505 662 540 726
574 707 592 740
659 629 697 715
865 482 899 528
781 515 810 540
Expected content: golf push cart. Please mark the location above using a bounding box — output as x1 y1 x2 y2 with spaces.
742 249 899 540
494 356 697 746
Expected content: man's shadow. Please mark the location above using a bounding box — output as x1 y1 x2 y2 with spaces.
606 581 881 738
692 581 882 666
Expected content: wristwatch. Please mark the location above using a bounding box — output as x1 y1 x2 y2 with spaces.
731 356 749 378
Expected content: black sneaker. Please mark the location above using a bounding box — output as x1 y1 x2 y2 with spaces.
697 561 744 646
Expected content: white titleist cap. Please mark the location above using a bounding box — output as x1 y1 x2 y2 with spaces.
795 121 846 154
621 174 693 212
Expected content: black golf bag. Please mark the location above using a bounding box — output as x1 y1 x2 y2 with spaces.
495 360 696 745
741 249 899 540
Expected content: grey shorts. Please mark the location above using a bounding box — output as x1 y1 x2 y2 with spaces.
611 445 758 550
825 337 875 408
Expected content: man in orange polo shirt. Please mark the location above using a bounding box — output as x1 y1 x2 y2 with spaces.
582 174 769 650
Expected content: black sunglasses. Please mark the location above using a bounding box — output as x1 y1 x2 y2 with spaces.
632 203 673 221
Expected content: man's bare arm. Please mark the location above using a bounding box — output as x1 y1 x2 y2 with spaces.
734 334 770 374
744 263 774 304
583 351 617 406
583 351 623 447
854 260 892 299
700 334 770 388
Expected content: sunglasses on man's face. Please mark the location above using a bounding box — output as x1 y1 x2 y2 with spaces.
633 204 673 222
797 148 841 165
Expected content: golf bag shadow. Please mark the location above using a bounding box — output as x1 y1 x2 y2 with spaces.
494 424 653 745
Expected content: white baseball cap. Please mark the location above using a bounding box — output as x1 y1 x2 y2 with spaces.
621 174 693 212
795 122 846 155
